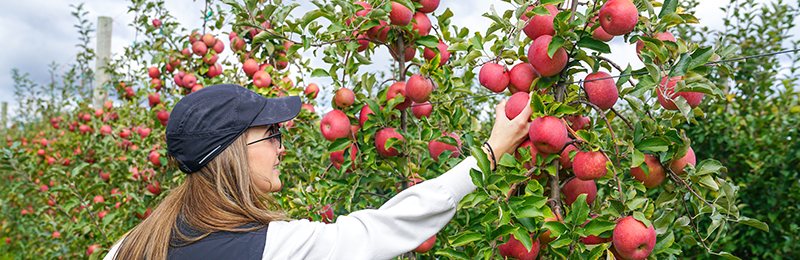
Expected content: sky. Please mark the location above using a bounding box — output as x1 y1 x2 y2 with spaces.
1 0 797 119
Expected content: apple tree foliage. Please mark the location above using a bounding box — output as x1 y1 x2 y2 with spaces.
0 0 774 259
677 0 800 258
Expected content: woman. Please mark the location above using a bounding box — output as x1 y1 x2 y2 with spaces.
104 84 532 260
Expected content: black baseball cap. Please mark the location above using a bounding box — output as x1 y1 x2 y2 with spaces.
166 84 301 173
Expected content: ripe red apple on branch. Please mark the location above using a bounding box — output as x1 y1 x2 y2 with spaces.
612 216 656 260
479 63 509 93
334 88 355 108
498 233 541 260
528 35 568 77
375 128 404 158
428 132 461 163
320 110 351 141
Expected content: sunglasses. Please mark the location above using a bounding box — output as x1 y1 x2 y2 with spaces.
247 125 282 148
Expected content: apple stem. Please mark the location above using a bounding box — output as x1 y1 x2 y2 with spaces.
667 168 714 208
610 107 635 130
681 191 713 252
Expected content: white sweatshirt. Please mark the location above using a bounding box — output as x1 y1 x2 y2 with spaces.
104 156 478 260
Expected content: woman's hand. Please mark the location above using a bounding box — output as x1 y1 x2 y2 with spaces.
484 92 534 164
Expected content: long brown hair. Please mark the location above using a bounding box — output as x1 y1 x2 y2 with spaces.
112 128 288 260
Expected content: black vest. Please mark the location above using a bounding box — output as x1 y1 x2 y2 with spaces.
167 220 268 260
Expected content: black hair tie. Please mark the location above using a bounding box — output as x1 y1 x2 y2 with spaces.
483 142 497 171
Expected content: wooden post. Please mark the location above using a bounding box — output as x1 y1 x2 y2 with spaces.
93 16 113 109
1 102 6 130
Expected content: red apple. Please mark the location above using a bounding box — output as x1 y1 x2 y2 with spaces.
566 115 591 131
411 12 432 37
147 181 162 195
561 177 597 206
415 0 440 13
498 233 541 260
231 37 245 51
150 78 163 90
389 1 413 26
52 231 61 238
192 41 208 56
87 244 101 256
331 143 358 171
100 171 110 181
411 101 433 119
670 146 696 175
304 83 320 99
479 63 509 93
148 66 160 79
657 76 704 110
390 42 416 62
559 143 578 169
528 116 568 154
152 19 161 27
376 128 404 157
584 71 619 111
354 33 369 52
119 129 131 139
253 70 273 88
386 82 412 110
367 20 390 42
509 63 538 93
406 74 434 103
413 235 436 253
93 195 105 203
40 185 49 192
528 35 568 77
203 54 218 65
182 74 197 88
100 125 112 136
138 127 151 138
515 139 545 172
429 132 461 163
573 150 609 180
148 93 161 107
149 150 162 166
423 40 450 67
334 88 356 108
598 0 639 36
613 216 656 260
173 72 185 87
301 104 315 113
589 17 615 42
320 110 351 141
319 204 335 223
275 52 289 70
359 105 378 127
243 58 259 77
522 4 558 40
213 39 224 53
505 92 531 120
630 154 666 188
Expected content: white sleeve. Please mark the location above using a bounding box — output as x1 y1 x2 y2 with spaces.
102 240 121 260
262 156 479 260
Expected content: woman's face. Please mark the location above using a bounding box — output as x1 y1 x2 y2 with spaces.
245 125 284 192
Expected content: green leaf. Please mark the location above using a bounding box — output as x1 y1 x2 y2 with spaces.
311 68 330 77
450 231 483 247
547 36 566 58
434 248 469 259
577 37 611 54
540 0 564 5
695 159 725 176
531 93 545 113
689 46 714 70
584 219 616 236
416 35 440 49
645 63 661 84
511 228 533 252
631 149 645 168
633 212 652 228
328 138 352 152
252 31 272 44
636 137 669 152
668 53 692 78
570 194 590 225
713 252 743 260
737 217 769 232
587 243 608 260
659 0 678 18
491 225 519 241
653 232 674 254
